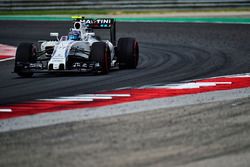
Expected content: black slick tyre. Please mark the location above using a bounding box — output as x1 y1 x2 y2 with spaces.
14 43 36 77
90 42 110 74
117 38 139 69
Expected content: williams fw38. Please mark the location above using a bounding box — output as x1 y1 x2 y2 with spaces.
14 17 139 77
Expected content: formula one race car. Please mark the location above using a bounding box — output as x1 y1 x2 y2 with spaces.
14 16 139 77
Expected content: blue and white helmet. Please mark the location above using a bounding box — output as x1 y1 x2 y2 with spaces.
68 30 81 40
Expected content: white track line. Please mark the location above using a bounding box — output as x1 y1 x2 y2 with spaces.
39 94 131 102
59 96 112 100
147 82 232 89
0 57 15 62
39 98 94 102
184 73 250 83
0 109 12 113
76 94 131 97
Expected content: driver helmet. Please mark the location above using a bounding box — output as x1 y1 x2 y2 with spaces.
68 30 81 40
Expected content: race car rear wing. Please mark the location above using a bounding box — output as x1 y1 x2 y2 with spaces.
72 16 116 45
83 18 115 29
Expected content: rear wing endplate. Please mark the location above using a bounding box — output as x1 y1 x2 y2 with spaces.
72 16 116 45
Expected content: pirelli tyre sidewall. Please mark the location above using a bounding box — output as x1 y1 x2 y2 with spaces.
118 38 139 69
90 42 110 74
14 43 37 77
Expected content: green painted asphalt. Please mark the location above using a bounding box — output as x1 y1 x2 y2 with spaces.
0 15 250 24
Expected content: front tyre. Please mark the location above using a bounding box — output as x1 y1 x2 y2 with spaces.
14 43 37 77
90 42 110 74
118 38 139 69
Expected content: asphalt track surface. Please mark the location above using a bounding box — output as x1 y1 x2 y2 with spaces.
0 21 250 167
1 96 250 167
0 21 250 105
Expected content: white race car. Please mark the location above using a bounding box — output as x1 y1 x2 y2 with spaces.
14 17 139 77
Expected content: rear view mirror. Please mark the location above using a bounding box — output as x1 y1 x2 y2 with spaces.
50 32 59 37
50 32 59 41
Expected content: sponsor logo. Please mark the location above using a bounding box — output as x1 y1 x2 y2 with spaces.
83 19 112 24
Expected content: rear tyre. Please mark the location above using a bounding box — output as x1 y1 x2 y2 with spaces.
117 38 139 69
90 42 110 74
14 43 36 77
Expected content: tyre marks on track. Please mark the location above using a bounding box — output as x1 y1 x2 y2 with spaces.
135 43 232 85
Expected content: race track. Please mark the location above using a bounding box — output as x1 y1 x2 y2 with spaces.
0 20 250 167
0 21 250 105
